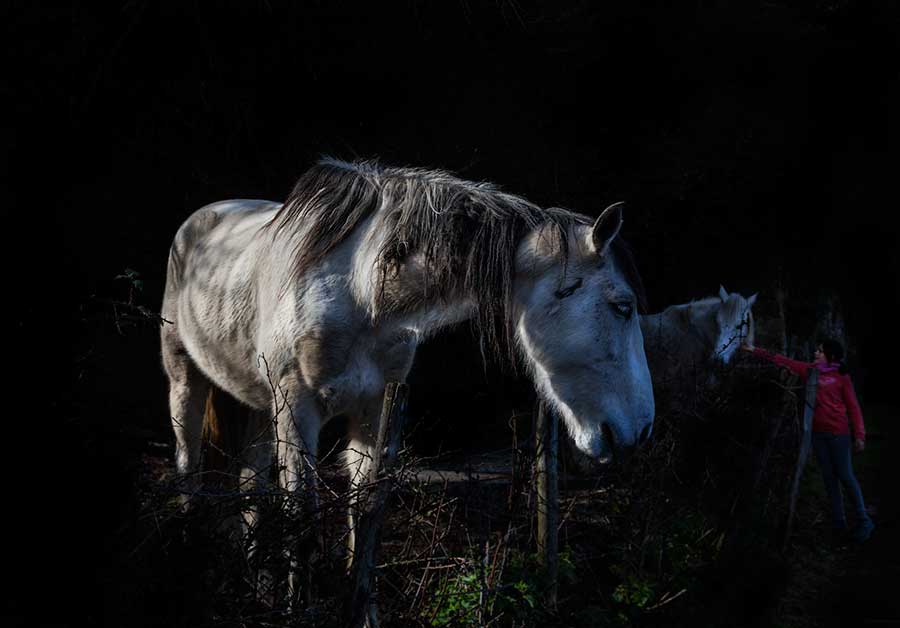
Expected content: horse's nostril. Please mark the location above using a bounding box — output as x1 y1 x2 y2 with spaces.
638 423 653 446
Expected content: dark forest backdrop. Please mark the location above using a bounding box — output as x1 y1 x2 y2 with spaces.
4 1 899 626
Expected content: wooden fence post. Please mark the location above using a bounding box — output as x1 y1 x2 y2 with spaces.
535 401 559 608
346 382 409 628
782 368 818 552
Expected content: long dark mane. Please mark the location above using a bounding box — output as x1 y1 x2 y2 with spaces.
268 158 644 361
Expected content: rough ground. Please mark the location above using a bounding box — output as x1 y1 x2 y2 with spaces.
776 401 898 628
818 402 898 628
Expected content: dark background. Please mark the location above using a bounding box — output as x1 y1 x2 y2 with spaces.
5 1 899 625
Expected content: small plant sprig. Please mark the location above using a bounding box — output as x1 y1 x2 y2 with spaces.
100 268 171 334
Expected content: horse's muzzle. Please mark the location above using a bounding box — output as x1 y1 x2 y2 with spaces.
603 418 653 455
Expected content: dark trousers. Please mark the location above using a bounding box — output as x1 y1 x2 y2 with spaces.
811 432 872 530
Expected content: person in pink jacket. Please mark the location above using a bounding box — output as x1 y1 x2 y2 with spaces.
741 337 874 543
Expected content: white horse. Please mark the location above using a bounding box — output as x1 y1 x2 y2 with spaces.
640 286 757 390
160 158 655 596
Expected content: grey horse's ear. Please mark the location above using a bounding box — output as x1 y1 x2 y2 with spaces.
591 202 624 256
748 293 758 306
719 285 729 301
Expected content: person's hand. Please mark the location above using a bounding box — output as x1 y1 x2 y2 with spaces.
854 439 865 453
740 342 754 352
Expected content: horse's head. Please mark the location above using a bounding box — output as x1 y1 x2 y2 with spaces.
513 203 654 462
711 286 757 364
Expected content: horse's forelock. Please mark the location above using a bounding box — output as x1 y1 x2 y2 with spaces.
690 292 753 335
722 293 752 321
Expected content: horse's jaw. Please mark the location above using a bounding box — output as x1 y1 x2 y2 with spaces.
528 363 653 463
524 357 609 459
516 322 655 462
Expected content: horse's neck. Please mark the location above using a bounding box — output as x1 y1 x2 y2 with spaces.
640 312 668 354
394 298 477 337
652 304 713 358
347 223 477 337
679 303 717 348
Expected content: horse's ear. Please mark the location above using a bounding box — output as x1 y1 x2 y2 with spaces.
748 293 758 306
591 202 624 256
719 285 728 301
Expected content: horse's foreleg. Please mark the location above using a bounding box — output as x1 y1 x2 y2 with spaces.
237 409 276 528
162 338 211 508
343 393 385 572
236 410 276 601
344 427 376 571
272 390 322 610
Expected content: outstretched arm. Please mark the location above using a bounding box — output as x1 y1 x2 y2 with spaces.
740 343 812 378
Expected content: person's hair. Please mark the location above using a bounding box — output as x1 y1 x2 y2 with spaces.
818 337 848 374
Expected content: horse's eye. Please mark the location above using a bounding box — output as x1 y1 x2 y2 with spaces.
554 278 583 299
610 301 633 319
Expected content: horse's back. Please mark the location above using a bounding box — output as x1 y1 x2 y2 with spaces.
170 199 280 253
203 198 282 225
165 199 280 287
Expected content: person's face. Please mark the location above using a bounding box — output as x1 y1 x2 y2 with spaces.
814 345 827 364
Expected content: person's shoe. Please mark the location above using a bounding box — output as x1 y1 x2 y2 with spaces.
851 520 874 543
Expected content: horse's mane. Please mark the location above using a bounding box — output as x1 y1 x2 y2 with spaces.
268 157 645 361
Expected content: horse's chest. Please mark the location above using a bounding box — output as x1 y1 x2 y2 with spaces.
345 353 387 397
313 350 386 417
315 331 417 417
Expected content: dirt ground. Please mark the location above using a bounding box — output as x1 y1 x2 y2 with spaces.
817 402 899 627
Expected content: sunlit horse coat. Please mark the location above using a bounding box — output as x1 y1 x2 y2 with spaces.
160 159 655 586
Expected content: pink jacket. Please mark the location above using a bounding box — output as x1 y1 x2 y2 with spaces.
751 348 865 439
